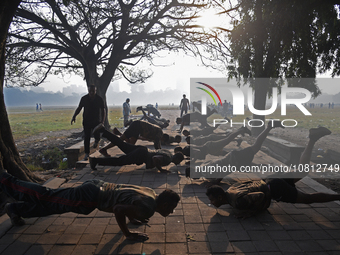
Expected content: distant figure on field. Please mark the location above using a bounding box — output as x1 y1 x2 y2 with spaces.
123 98 131 127
71 84 105 160
180 94 190 117
39 103 43 111
36 103 39 111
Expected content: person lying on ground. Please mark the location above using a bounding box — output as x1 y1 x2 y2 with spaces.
206 126 335 219
0 170 179 241
182 125 227 137
137 104 161 118
90 124 184 172
138 107 169 129
98 120 165 157
185 120 285 182
175 126 250 160
176 109 218 132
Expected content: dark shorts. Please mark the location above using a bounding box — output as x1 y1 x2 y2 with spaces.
124 120 141 139
266 178 297 203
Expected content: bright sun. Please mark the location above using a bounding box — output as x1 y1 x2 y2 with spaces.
196 9 226 30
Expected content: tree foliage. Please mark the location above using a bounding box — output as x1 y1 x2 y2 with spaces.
229 0 340 97
6 0 233 96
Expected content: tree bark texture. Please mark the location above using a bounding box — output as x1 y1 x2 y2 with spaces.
0 0 43 182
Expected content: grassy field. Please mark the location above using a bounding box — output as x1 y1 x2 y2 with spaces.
7 106 132 140
7 105 179 140
7 105 340 140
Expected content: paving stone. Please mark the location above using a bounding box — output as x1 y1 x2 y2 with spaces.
165 222 185 233
71 244 97 255
84 225 106 235
306 229 333 240
316 240 340 251
0 240 32 255
247 230 271 240
187 233 207 242
266 230 292 240
252 240 280 252
227 230 250 241
0 233 20 245
231 241 257 253
206 231 228 242
166 232 186 243
64 225 87 234
24 244 53 255
286 230 312 240
274 240 301 252
142 243 165 254
188 241 211 254
204 223 225 232
36 234 63 245
185 223 205 233
296 240 324 252
48 244 76 255
78 233 103 244
165 243 188 254
56 234 82 244
209 241 234 253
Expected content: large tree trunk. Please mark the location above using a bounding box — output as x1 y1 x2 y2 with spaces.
0 0 43 182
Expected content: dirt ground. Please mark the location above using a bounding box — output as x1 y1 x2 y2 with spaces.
14 109 340 191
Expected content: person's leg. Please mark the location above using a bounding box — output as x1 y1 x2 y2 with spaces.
204 127 251 153
299 127 331 165
0 173 99 218
83 125 92 158
250 120 284 154
292 126 331 183
92 147 148 168
295 190 340 204
101 129 140 155
92 123 101 148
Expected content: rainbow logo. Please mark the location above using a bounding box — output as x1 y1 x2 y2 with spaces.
196 82 222 106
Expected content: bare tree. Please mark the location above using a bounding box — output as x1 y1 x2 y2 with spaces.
6 0 235 122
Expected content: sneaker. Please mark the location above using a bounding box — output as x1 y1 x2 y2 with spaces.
309 127 331 141
238 126 252 136
5 203 25 226
99 148 110 157
92 123 105 136
83 153 89 161
89 157 97 170
93 140 99 149
268 120 285 129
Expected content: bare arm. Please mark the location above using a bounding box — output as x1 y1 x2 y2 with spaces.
152 155 167 172
112 204 149 241
101 107 106 124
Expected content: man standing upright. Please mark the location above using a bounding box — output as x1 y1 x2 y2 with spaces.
123 98 131 127
179 94 190 117
71 84 105 160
